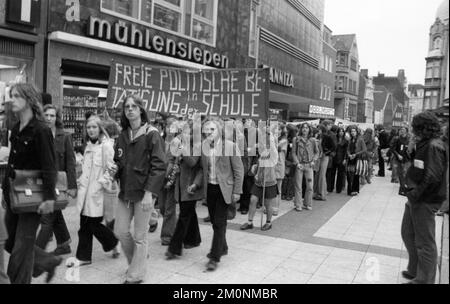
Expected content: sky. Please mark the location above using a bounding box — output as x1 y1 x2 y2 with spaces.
324 0 444 85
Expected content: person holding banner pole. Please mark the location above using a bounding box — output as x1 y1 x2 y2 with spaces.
201 118 243 272
240 128 278 231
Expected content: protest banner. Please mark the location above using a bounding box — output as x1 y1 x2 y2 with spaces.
106 62 270 120
287 119 320 127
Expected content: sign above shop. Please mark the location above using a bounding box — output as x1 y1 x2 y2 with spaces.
309 105 335 116
107 62 270 120
265 65 294 88
87 17 229 69
6 0 41 27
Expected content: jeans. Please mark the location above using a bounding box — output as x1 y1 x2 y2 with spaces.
393 159 410 193
159 188 177 243
401 201 441 284
315 156 329 199
114 199 152 283
35 210 71 250
207 184 228 263
4 208 61 284
76 215 118 261
282 166 295 199
294 164 314 208
168 201 201 256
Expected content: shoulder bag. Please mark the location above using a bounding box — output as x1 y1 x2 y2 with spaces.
9 170 68 214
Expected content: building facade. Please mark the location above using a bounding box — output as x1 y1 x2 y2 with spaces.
407 84 424 124
46 0 256 148
332 34 360 122
423 0 449 111
357 69 374 123
256 0 335 121
373 70 409 128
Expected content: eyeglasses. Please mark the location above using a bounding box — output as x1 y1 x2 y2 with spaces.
125 104 139 110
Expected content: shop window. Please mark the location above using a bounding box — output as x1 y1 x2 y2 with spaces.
101 0 218 45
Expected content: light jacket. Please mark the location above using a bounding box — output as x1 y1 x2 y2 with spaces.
77 137 114 217
114 123 167 202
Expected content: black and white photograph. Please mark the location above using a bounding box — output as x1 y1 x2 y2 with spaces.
0 0 448 291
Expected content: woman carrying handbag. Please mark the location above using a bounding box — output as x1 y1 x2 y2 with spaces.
67 115 119 267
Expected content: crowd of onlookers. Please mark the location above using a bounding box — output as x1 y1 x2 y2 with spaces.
0 83 448 284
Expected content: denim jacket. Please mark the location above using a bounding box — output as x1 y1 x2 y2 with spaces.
292 136 319 165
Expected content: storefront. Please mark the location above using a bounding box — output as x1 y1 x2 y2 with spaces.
46 0 254 149
0 0 46 130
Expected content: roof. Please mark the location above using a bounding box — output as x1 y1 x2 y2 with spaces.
373 88 389 112
436 0 449 24
331 34 356 52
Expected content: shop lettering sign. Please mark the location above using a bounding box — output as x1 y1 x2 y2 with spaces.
106 62 270 120
6 0 41 27
267 66 294 88
88 16 229 69
309 105 335 116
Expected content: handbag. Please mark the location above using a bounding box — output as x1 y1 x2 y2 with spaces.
9 170 69 214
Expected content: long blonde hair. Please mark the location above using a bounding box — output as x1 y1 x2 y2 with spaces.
85 115 110 143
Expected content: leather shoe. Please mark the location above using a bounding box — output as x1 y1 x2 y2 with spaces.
240 222 254 230
261 223 272 231
401 271 415 280
203 216 211 223
46 256 63 283
165 251 179 260
161 240 171 246
241 210 248 215
124 280 143 284
184 243 200 249
149 222 158 233
206 260 218 271
52 245 71 256
207 249 228 259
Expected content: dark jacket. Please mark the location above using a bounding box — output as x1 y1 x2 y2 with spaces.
322 131 337 156
406 138 448 205
378 130 390 149
2 117 57 205
54 129 77 190
347 137 367 159
390 135 411 163
115 124 167 202
334 138 348 165
173 156 204 203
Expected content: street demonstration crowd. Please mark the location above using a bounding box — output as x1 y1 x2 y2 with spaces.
0 83 448 284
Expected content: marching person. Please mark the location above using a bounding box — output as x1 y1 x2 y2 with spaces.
201 118 243 271
67 115 120 268
401 112 448 284
292 123 319 211
165 120 203 260
35 104 77 256
346 126 367 196
2 83 62 284
114 95 166 284
240 128 278 231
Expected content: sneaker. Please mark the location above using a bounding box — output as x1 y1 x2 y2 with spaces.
294 206 302 212
240 222 254 230
66 258 92 268
111 245 120 259
261 223 272 231
272 211 279 216
52 245 71 256
304 206 312 211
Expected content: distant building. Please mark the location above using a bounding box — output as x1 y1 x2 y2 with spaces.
357 69 374 123
373 70 409 128
373 86 395 129
407 84 425 123
423 0 449 111
332 34 360 122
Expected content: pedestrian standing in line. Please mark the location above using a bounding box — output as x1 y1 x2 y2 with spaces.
326 125 339 193
346 126 367 196
240 129 278 231
388 129 400 182
401 112 448 284
159 116 179 246
328 127 348 194
313 122 336 201
0 189 10 284
312 127 323 200
2 83 62 284
67 115 120 267
282 124 298 202
114 95 166 284
376 125 390 177
236 119 254 215
390 126 411 195
35 104 77 256
361 128 376 185
165 120 203 260
201 118 243 271
274 123 288 216
292 123 319 211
